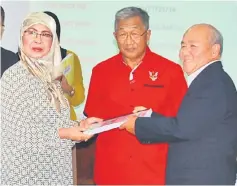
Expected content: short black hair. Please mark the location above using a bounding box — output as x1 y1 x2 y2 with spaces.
1 6 5 26
44 11 61 41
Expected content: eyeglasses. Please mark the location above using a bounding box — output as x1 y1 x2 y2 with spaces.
24 30 53 40
116 30 147 42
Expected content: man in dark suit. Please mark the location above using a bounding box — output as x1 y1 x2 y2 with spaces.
120 23 237 185
0 6 18 76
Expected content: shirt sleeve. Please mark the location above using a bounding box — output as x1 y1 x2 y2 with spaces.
135 82 227 143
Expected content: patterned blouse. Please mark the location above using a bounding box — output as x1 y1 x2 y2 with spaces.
1 62 75 185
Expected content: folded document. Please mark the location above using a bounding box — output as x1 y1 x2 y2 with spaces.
83 109 152 135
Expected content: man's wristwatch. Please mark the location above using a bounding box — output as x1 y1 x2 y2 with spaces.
69 87 75 96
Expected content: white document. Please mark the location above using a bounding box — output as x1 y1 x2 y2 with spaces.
83 109 152 135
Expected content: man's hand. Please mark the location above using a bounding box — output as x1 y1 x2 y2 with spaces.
133 106 147 113
119 115 138 135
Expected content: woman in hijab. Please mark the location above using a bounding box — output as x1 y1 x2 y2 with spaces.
0 12 99 185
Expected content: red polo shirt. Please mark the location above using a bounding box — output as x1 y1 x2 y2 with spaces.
84 47 187 184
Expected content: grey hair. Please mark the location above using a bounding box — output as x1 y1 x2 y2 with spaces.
188 23 224 56
208 25 223 56
114 7 149 31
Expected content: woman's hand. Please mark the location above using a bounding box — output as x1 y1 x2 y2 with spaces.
80 117 103 130
61 75 74 96
58 126 93 141
59 117 103 141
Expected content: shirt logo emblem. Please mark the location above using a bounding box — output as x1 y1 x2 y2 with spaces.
149 71 158 81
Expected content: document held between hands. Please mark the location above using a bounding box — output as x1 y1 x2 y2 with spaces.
83 109 152 135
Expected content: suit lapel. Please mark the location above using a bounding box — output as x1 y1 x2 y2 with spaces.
187 61 223 94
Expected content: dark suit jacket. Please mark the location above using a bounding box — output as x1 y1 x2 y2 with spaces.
136 61 237 185
1 47 18 77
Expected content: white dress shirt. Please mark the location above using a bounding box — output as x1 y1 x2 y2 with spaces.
187 60 219 87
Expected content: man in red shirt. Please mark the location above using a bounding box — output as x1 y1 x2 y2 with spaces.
84 6 187 184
